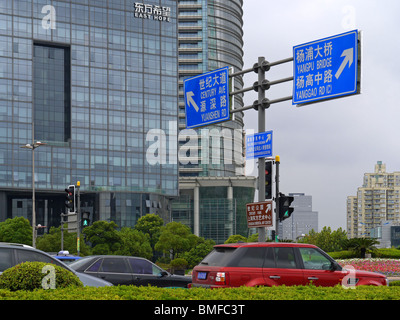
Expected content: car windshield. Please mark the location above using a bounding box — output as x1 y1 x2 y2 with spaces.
200 247 237 266
69 256 94 270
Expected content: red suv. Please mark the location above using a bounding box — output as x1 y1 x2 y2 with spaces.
191 242 387 288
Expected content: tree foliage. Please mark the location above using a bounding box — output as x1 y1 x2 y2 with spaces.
114 227 153 260
155 222 197 259
134 213 164 259
299 226 348 252
0 217 32 245
83 221 122 255
36 225 91 256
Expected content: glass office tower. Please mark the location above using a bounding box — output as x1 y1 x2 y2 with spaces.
172 0 257 244
0 0 178 230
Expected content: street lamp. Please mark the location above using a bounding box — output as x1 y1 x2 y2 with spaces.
21 141 46 248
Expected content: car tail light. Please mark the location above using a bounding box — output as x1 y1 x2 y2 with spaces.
215 272 226 285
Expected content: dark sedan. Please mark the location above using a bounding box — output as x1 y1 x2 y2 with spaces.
69 255 191 288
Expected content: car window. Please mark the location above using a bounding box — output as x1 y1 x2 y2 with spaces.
86 258 102 272
128 258 160 275
274 247 297 269
263 247 275 268
231 247 266 268
0 248 14 271
16 249 63 267
299 248 332 270
200 247 237 266
99 258 129 273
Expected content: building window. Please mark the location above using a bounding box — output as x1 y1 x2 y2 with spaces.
33 43 71 144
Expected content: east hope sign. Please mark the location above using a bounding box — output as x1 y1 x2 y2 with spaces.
292 29 359 105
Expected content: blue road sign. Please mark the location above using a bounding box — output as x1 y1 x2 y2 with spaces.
184 66 230 129
246 131 273 159
292 29 358 105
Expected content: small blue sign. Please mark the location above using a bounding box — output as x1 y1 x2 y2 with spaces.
293 29 358 105
184 66 230 129
246 131 273 159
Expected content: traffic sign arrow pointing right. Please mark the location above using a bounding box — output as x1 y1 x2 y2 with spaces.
186 91 199 112
335 47 354 79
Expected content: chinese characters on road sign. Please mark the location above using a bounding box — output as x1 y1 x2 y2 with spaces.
184 66 230 129
293 30 358 105
246 201 273 228
246 131 273 159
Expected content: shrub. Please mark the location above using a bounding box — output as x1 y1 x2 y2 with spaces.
0 262 83 291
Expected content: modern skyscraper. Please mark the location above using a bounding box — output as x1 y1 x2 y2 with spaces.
347 161 400 237
0 0 179 231
172 0 257 244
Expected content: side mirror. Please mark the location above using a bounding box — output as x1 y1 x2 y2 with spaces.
330 262 340 271
158 271 168 278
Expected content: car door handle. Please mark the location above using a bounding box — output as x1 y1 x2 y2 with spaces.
269 275 281 279
308 277 319 280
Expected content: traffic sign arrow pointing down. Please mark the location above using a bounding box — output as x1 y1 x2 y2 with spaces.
335 48 353 79
186 91 199 112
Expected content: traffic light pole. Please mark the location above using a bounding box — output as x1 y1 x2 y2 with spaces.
257 57 267 242
230 56 293 242
275 156 280 241
76 181 81 256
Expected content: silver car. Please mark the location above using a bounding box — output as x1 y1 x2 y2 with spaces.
0 242 112 287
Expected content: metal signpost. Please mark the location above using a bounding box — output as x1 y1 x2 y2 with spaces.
246 130 273 160
293 29 359 105
184 66 230 129
183 30 361 242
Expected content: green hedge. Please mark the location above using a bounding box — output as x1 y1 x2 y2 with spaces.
327 248 400 260
1 285 400 300
0 262 83 291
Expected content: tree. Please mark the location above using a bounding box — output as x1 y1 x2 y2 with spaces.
155 222 197 260
343 237 380 258
134 214 164 259
83 221 121 255
0 217 32 245
224 234 247 244
115 227 153 260
182 238 215 269
299 226 347 252
36 225 91 256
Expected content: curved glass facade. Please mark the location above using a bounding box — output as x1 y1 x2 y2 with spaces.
0 0 179 229
178 0 245 177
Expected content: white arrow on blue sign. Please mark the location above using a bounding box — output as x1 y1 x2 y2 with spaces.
184 66 230 129
246 131 273 159
292 29 359 105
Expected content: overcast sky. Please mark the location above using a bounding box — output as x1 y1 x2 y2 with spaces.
241 0 400 231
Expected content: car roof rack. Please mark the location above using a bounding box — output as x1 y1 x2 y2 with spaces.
0 242 34 248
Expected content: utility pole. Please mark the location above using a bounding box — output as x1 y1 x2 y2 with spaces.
230 56 293 242
256 57 268 242
275 155 280 241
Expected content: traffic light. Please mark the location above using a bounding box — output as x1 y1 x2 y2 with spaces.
65 185 76 213
265 161 273 199
82 212 90 228
278 193 294 222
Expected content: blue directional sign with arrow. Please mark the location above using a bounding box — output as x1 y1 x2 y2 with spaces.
246 130 273 159
292 29 359 105
184 66 230 129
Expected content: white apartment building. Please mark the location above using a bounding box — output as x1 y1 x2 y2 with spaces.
347 161 400 238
